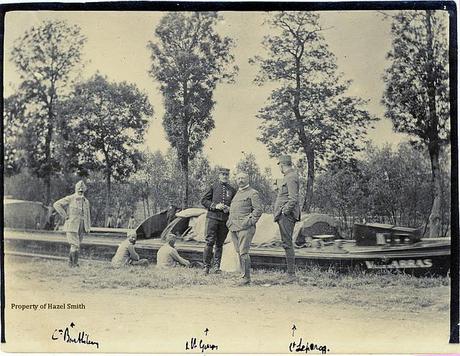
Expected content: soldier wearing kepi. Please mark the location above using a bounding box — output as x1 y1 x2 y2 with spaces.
201 167 236 274
53 180 91 268
227 172 263 286
274 155 300 280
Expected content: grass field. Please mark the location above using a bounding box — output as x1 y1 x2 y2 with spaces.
8 256 450 314
4 256 453 353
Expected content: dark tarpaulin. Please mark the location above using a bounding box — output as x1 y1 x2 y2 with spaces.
136 206 181 240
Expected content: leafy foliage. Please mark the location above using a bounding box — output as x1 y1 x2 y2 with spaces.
382 10 450 237
129 149 220 216
9 20 86 203
60 74 153 216
148 12 238 206
3 93 27 175
250 12 376 211
382 11 449 146
313 143 450 237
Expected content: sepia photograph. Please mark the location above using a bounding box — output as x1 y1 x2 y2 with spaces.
1 2 458 354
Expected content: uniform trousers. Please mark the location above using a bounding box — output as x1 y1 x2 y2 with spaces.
66 219 85 252
203 217 229 269
277 214 296 275
230 226 256 280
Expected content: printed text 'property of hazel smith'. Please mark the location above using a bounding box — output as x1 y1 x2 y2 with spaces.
10 303 86 311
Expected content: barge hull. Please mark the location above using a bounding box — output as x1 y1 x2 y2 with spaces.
3 229 450 276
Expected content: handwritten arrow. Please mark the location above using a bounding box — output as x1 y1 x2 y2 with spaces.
204 328 209 336
292 324 297 337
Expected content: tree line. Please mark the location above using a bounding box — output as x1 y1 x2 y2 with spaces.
4 11 451 237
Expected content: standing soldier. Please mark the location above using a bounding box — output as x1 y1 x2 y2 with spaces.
227 172 263 285
127 214 136 229
201 167 236 274
274 155 300 280
53 180 91 268
106 214 114 228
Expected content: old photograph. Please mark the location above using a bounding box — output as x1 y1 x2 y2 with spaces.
2 2 458 354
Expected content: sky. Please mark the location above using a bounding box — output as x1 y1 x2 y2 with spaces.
3 10 415 172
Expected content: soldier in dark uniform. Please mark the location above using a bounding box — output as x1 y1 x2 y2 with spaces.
274 155 301 280
201 167 237 274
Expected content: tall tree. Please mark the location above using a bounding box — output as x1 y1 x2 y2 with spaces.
3 93 27 175
361 143 433 227
148 12 237 208
62 74 153 221
382 10 450 237
9 20 86 204
250 12 375 212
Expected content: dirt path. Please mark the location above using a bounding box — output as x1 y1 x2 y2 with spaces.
3 272 456 354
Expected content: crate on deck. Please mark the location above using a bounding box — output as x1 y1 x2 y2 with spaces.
353 223 422 246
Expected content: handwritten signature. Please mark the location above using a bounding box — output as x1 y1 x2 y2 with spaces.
51 322 100 349
289 337 329 354
185 337 218 353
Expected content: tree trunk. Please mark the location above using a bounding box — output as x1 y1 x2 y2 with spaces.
145 194 151 217
142 196 146 219
145 182 151 216
181 79 190 210
44 174 51 206
292 53 314 213
428 146 442 237
105 170 112 224
181 158 189 209
302 145 315 212
425 10 441 238
44 118 53 205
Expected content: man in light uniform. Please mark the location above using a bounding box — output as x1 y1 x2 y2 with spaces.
53 180 91 267
274 155 300 279
156 234 190 268
227 172 263 285
111 231 149 267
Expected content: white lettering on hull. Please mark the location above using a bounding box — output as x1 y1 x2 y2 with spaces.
365 259 433 269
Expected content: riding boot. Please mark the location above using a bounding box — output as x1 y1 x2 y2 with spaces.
213 246 223 271
286 249 296 276
74 251 80 267
203 245 213 274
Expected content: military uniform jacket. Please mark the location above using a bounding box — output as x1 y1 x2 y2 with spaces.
53 194 91 233
274 168 301 222
227 186 263 232
201 181 236 222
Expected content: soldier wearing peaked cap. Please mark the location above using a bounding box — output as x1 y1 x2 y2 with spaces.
201 167 237 274
53 180 91 268
274 155 300 280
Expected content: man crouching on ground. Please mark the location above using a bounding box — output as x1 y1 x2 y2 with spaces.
156 234 190 268
111 231 149 267
227 172 263 286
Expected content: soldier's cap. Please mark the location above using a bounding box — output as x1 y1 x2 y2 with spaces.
218 167 230 174
277 155 292 165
